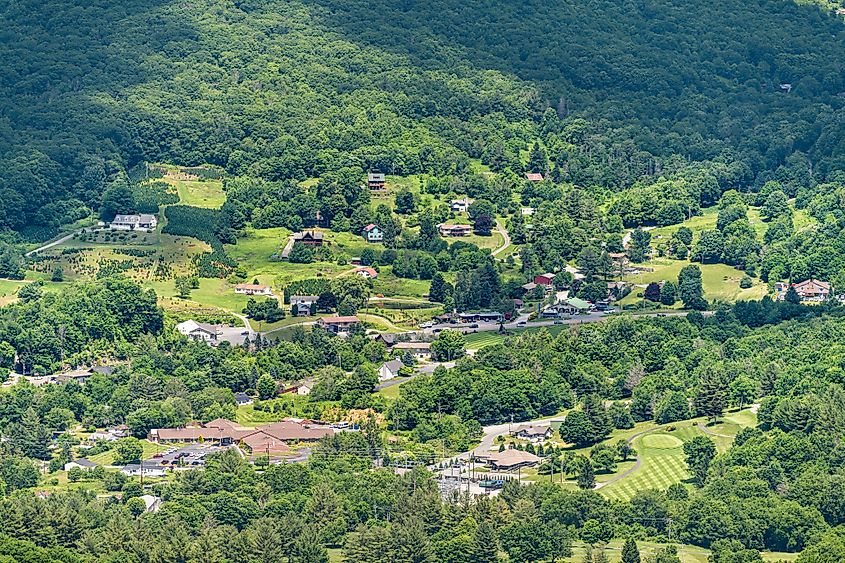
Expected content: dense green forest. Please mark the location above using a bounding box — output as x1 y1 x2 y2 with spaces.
2 0 845 238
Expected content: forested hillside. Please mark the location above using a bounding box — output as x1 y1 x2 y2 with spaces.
2 0 845 237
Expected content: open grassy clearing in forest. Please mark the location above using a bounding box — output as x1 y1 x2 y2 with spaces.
158 168 226 209
620 258 768 304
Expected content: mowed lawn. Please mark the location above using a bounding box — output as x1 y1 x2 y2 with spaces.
601 409 757 501
167 177 226 208
564 540 797 562
464 325 568 349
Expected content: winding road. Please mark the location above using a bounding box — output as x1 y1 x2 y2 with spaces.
491 220 512 257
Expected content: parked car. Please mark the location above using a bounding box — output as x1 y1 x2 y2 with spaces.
516 321 527 327
469 323 479 328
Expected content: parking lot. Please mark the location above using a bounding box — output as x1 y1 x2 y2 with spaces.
150 444 229 468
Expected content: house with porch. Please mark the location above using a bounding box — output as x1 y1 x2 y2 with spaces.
317 315 360 334
367 172 386 190
362 224 384 243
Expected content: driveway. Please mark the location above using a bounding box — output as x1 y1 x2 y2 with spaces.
25 226 99 257
491 220 511 257
374 361 455 390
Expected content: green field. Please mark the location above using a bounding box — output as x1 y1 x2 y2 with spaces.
163 176 226 209
621 259 768 304
563 540 797 563
464 325 568 349
600 409 757 501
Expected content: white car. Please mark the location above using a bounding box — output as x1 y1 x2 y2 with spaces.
420 321 434 329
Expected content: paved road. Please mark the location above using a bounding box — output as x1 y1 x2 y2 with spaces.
491 220 511 257
231 312 256 340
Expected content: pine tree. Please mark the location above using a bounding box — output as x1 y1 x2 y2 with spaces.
527 141 548 173
577 458 595 489
290 528 329 563
621 538 641 563
695 367 727 423
8 407 50 459
471 520 499 563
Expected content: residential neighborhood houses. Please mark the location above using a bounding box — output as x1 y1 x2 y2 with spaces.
109 213 158 231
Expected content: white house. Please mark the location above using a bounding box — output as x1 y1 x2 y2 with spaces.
362 224 384 243
392 342 431 360
110 214 158 231
379 359 404 382
290 295 319 316
176 320 220 343
450 198 474 213
64 458 98 472
121 462 167 478
139 494 162 513
235 284 273 296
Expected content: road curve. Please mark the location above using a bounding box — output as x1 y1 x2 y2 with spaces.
491 220 511 257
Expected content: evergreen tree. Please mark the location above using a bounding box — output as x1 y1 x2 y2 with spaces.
7 407 51 459
577 457 595 489
683 436 716 487
527 141 548 173
621 538 641 563
678 264 706 309
695 367 727 423
428 272 451 303
290 528 329 563
470 520 499 563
